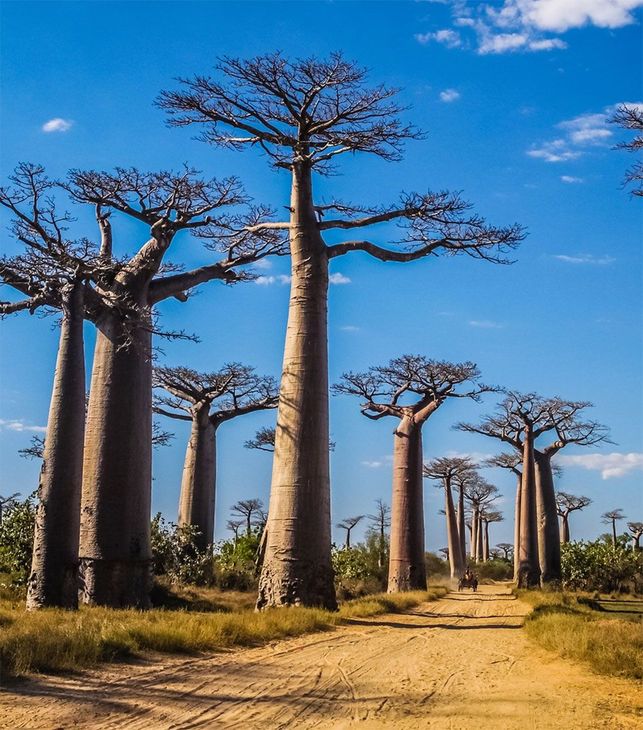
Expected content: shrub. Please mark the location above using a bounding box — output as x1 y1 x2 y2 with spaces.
150 514 214 585
0 493 36 587
561 537 643 593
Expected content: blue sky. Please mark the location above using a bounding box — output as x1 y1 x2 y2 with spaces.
0 0 641 551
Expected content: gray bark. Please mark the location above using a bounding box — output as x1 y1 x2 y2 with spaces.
517 427 540 587
79 314 153 608
456 483 466 564
445 479 464 578
534 450 561 583
257 163 336 609
513 473 522 581
26 279 86 609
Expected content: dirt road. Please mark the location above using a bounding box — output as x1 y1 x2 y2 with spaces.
1 585 641 729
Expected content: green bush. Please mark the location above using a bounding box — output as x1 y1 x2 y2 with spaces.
150 514 214 585
0 493 36 587
561 537 642 593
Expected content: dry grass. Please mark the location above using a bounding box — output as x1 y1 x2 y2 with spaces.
518 590 643 680
0 587 447 681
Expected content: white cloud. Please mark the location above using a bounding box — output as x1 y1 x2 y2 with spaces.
419 0 643 54
340 325 360 332
559 112 613 145
361 460 384 468
557 452 643 480
553 253 615 264
329 272 351 285
527 138 582 162
469 319 504 328
0 418 47 433
439 88 461 103
415 28 463 47
255 274 291 286
253 258 273 270
42 118 73 133
561 175 585 183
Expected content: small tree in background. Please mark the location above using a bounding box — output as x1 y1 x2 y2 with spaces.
627 522 643 551
336 515 365 549
556 492 592 543
602 509 626 548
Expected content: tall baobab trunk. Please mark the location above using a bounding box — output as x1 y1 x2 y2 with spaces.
177 407 216 550
471 505 479 560
476 513 484 562
560 515 570 543
517 427 540 587
26 280 85 610
79 313 153 608
483 519 490 562
388 417 426 592
456 483 466 561
445 479 464 579
534 450 561 583
513 473 522 581
257 163 335 609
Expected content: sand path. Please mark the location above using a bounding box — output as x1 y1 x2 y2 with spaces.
1 585 641 729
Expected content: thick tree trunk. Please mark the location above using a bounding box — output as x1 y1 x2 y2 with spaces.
26 280 85 610
561 515 570 543
445 480 464 579
456 483 466 561
79 312 153 608
177 408 216 551
534 450 561 583
257 163 336 609
517 428 540 587
513 473 522 581
476 513 484 562
388 417 426 592
471 506 479 560
483 520 490 562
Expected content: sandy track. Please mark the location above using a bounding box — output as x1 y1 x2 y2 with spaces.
1 585 641 729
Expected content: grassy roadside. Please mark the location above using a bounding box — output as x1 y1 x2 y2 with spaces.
0 586 447 681
517 590 643 680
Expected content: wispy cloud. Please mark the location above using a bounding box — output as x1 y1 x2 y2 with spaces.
255 274 291 286
557 452 643 480
340 325 360 332
415 28 463 48
527 138 582 163
329 272 351 285
553 254 615 265
416 0 642 55
469 319 504 329
443 449 494 465
361 460 384 468
439 88 461 103
42 118 73 133
0 418 47 433
561 175 584 184
252 258 273 270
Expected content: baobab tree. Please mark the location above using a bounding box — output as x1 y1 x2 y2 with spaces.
230 499 267 537
485 452 523 580
481 510 503 562
336 356 492 591
336 515 365 549
611 104 643 196
227 520 243 541
159 53 524 608
464 477 498 563
0 164 122 609
424 457 475 578
602 509 626 547
154 365 277 549
367 498 391 569
495 543 513 561
461 392 608 586
244 426 276 452
66 167 283 608
555 492 592 543
627 522 643 551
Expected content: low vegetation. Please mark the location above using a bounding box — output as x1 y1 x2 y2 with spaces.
0 586 447 681
518 590 643 680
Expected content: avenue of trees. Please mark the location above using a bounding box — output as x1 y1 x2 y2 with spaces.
1 55 639 611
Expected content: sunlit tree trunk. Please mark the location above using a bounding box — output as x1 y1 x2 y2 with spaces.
517 426 540 587
257 163 336 609
471 505 479 560
27 280 85 609
388 417 426 592
79 312 153 608
177 407 216 550
456 483 466 561
476 513 484 562
513 473 522 581
560 515 570 543
445 479 464 579
534 450 561 583
483 519 490 562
